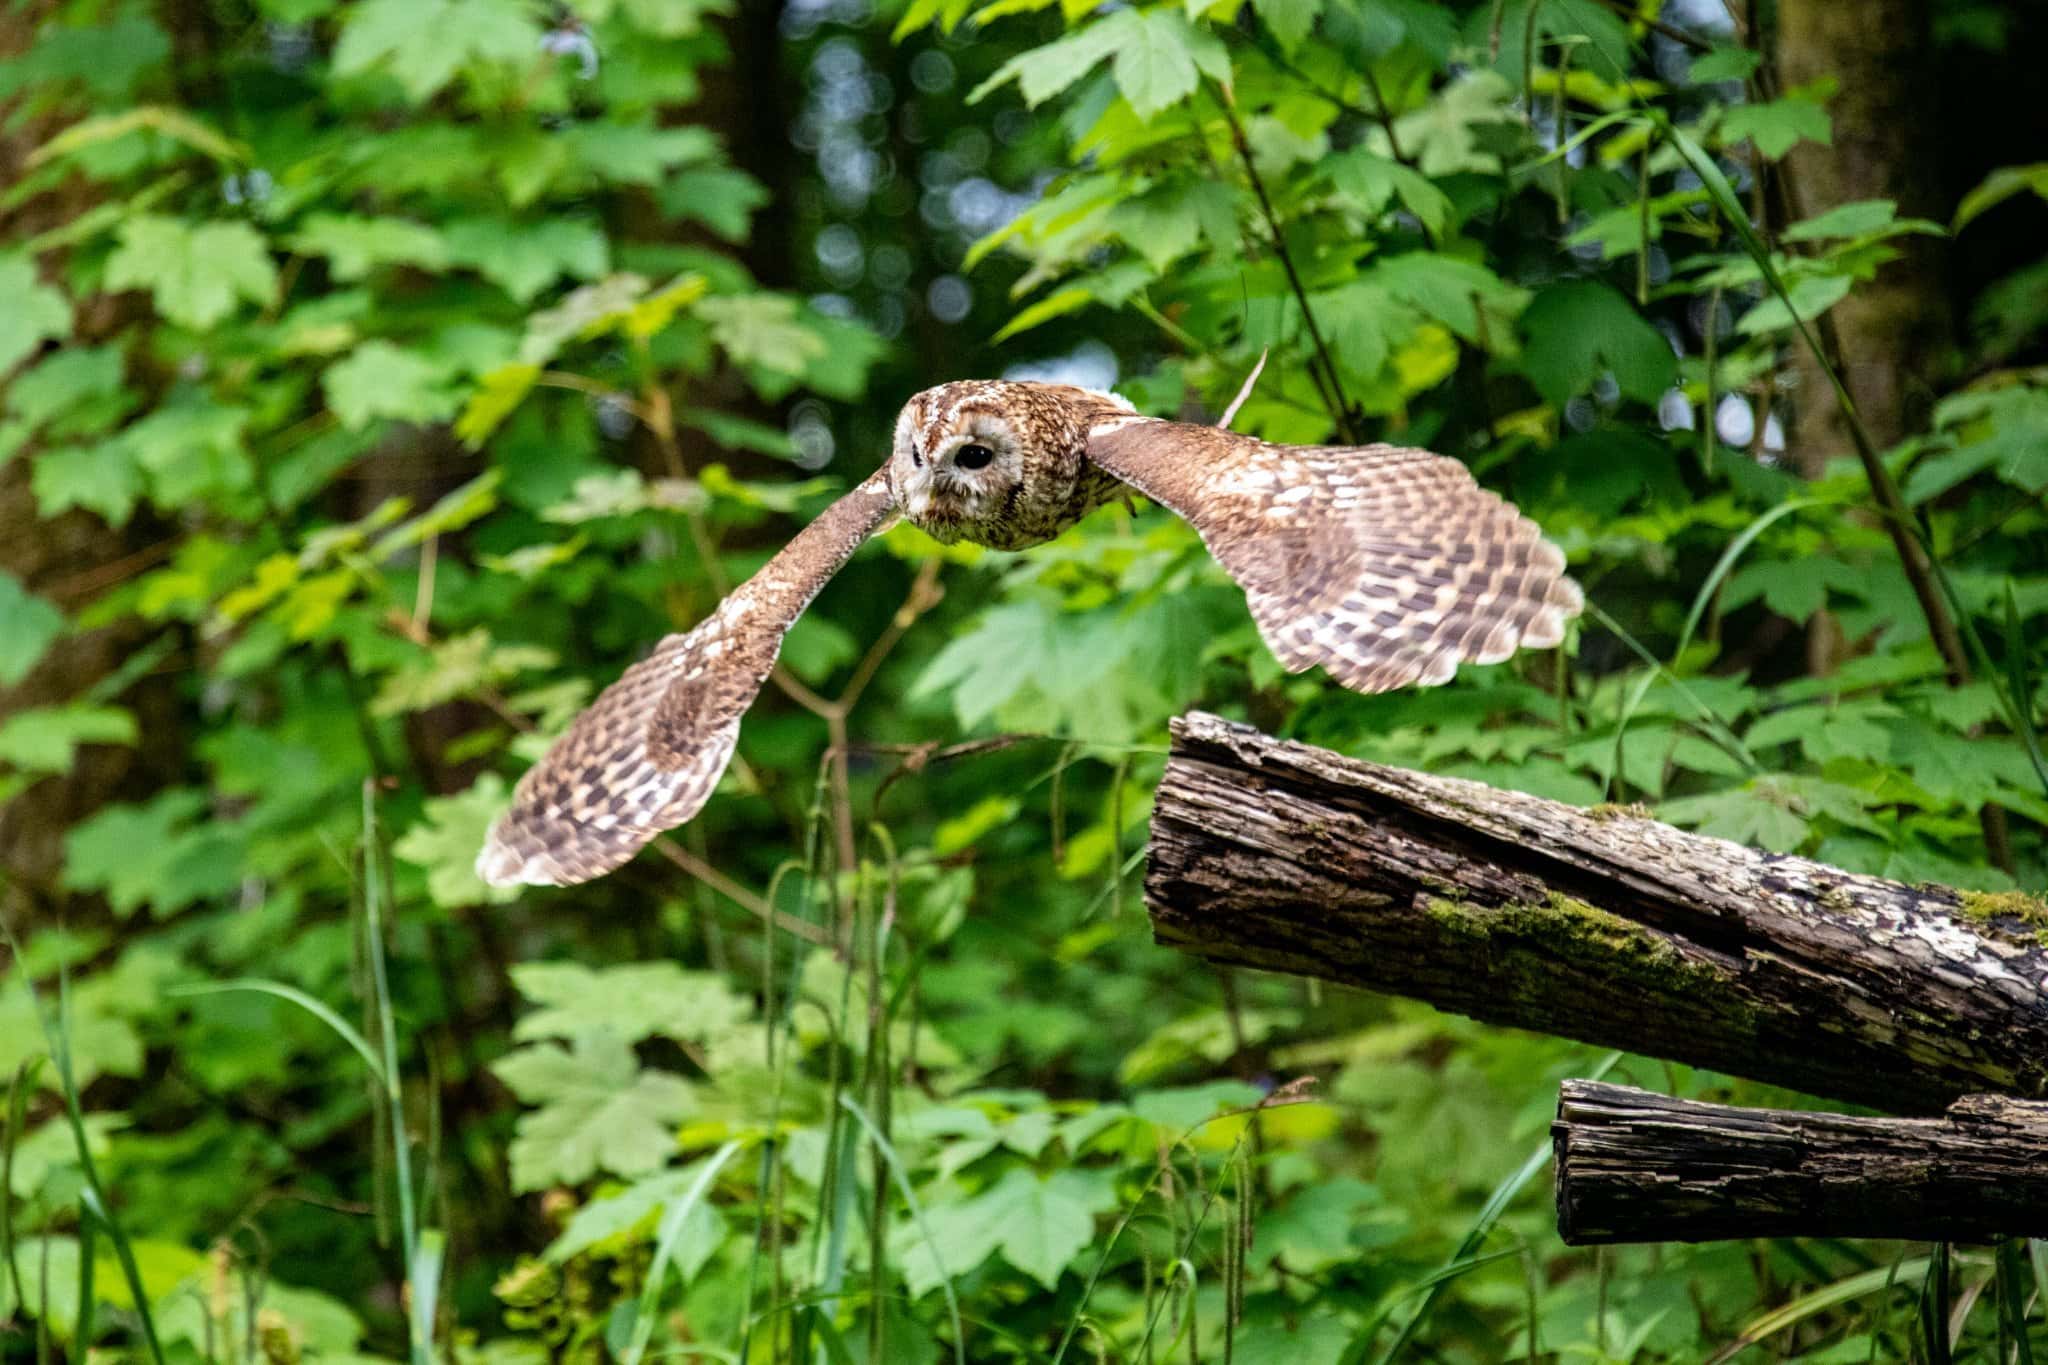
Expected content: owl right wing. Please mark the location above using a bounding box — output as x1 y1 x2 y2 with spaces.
476 470 897 887
1086 419 1581 694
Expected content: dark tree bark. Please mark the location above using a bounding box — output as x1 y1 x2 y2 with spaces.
1144 712 2048 1115
1553 1080 2048 1245
1773 0 1951 466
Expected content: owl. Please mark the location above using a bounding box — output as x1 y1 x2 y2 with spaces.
476 379 1583 887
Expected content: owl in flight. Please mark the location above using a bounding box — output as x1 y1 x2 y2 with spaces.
477 379 1582 886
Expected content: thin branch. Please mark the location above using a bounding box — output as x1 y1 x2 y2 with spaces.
1212 84 1360 443
1355 63 1412 170
836 558 943 717
1218 350 1268 431
650 838 829 946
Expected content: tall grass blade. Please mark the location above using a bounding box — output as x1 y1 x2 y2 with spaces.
407 1230 445 1365
622 1140 743 1365
0 916 167 1365
837 1094 967 1365
1366 1050 1622 1365
359 782 418 1266
168 981 386 1086
1920 1242 1953 1365
2002 584 2048 797
73 1205 94 1354
1606 499 1814 795
3 1060 34 1316
1712 1257 1934 1364
1997 1239 2036 1365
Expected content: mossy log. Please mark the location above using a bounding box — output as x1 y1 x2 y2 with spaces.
1145 712 2048 1114
1553 1080 2048 1244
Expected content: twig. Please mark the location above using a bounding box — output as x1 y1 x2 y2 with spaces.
1213 87 1360 442
1356 63 1411 170
650 838 829 946
1217 350 1268 430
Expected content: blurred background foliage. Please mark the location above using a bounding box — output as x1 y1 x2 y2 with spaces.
2 0 2047 1358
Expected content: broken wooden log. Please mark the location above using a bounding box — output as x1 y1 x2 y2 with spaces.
1552 1079 2048 1244
1144 711 2048 1114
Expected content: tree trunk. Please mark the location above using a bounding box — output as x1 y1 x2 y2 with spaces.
1553 1080 2048 1244
1774 0 1950 467
1144 712 2048 1115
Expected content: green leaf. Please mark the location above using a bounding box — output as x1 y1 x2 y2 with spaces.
5 345 124 428
1388 70 1517 176
1326 148 1452 237
1111 9 1225 119
456 362 541 447
493 1032 696 1191
1782 198 1899 242
1735 272 1852 336
333 0 539 101
1518 281 1674 406
509 961 754 1048
33 440 144 526
899 1167 1118 1295
62 789 243 918
1909 385 2048 504
287 213 448 281
323 341 461 430
0 705 136 773
0 571 65 686
698 294 826 373
1132 1079 1265 1134
1954 162 2048 233
1251 0 1322 52
1688 46 1761 83
546 1159 729 1267
122 396 253 503
1371 252 1529 348
657 165 769 242
1660 780 1811 852
561 122 716 186
371 628 553 716
1107 185 1204 272
392 774 522 907
0 993 142 1094
103 216 277 329
1719 91 1832 160
1251 1178 1392 1273
445 216 610 303
972 10 1133 107
992 286 1095 343
0 252 71 374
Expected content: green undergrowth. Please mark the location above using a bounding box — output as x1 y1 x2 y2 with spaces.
3 0 2046 1360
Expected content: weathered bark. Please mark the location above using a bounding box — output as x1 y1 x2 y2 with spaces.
1553 1080 2048 1244
1145 712 2048 1115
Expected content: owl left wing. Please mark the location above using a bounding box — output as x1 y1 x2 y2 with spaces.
476 470 897 887
1086 419 1581 694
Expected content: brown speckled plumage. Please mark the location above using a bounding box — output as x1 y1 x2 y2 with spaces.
477 379 1582 886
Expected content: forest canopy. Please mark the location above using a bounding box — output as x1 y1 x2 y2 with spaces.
2 0 2046 1360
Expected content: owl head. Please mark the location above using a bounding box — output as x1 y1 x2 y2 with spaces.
886 380 1039 545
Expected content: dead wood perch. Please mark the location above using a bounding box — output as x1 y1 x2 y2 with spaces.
1553 1080 2048 1244
1144 712 2048 1114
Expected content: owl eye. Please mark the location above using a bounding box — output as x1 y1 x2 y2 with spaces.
954 443 994 471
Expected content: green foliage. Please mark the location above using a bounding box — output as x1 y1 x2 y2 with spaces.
4 0 2046 1362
